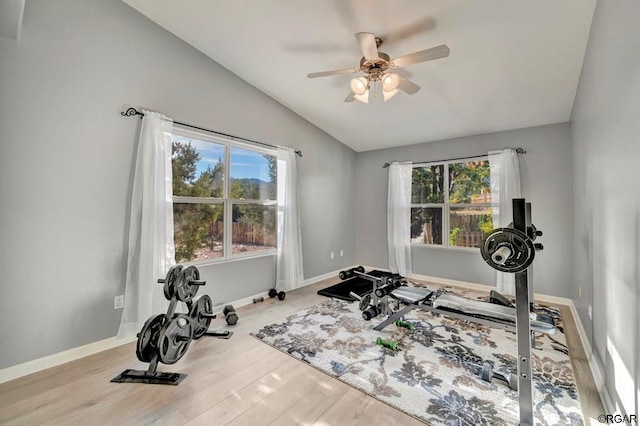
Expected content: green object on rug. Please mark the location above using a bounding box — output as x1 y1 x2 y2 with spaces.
251 285 584 425
395 319 415 330
376 337 398 351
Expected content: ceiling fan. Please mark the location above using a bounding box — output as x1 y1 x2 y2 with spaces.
307 32 450 103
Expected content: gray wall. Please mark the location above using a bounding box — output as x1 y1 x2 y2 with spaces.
0 0 356 369
355 123 573 297
570 0 640 415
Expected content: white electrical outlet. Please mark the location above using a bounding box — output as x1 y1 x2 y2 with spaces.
340 250 344 257
330 252 334 259
588 304 592 320
114 295 124 309
578 286 582 299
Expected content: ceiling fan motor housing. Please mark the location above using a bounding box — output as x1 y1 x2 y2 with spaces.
360 52 391 81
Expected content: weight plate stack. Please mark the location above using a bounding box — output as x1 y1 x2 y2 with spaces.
175 266 200 303
189 295 213 340
163 265 183 300
136 314 166 363
157 314 193 365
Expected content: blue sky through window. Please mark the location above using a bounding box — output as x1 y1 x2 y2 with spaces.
171 134 273 182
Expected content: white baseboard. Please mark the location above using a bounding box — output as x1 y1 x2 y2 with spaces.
299 267 349 288
567 302 614 414
0 335 137 385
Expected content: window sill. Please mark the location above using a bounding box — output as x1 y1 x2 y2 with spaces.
178 249 276 268
411 244 480 253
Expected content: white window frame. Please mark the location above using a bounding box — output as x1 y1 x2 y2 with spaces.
171 126 277 266
411 157 490 251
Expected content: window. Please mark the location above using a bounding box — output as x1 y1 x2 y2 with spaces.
171 129 277 263
411 159 493 249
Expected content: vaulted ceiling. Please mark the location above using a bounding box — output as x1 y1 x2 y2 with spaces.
123 0 596 152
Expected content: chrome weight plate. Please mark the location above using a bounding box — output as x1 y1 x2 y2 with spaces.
480 227 535 273
189 295 213 340
136 314 166 363
157 314 193 365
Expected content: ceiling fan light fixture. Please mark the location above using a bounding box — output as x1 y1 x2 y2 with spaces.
382 72 400 92
383 89 399 102
350 76 369 96
353 90 369 104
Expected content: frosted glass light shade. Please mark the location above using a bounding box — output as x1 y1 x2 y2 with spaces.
383 89 399 102
350 77 368 95
354 90 369 104
382 73 400 92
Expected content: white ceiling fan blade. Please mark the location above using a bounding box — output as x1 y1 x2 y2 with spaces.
344 92 355 103
307 68 359 78
391 44 450 67
355 32 379 60
397 76 421 94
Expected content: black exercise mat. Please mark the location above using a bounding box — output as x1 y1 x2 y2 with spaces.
317 270 402 301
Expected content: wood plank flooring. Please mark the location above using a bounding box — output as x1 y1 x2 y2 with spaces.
0 277 602 425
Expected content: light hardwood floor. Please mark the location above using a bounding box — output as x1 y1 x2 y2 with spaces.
0 277 602 425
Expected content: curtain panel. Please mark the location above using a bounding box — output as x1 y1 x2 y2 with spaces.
488 149 521 295
118 111 175 339
276 147 304 292
387 161 413 277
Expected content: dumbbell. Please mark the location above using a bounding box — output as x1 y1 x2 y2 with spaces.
223 305 238 325
375 337 398 351
475 361 518 391
338 266 365 280
395 319 414 330
268 288 286 301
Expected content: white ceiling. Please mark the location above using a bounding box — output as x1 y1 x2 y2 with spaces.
123 0 596 152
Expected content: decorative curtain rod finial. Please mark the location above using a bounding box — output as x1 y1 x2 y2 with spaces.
121 107 142 117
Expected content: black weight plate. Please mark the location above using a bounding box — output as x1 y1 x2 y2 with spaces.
359 294 371 311
176 266 200 303
163 265 183 300
189 295 213 340
355 266 365 273
136 314 166 363
157 314 192 365
480 228 535 273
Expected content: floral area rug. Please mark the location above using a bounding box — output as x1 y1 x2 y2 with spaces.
251 285 583 425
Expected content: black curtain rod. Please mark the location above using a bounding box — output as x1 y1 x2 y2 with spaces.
121 107 303 157
382 147 526 168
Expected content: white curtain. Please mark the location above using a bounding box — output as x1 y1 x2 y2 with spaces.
118 111 175 339
387 161 413 277
488 149 521 295
276 147 304 292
